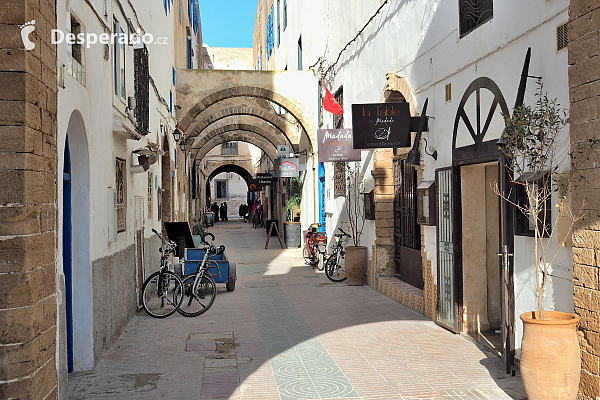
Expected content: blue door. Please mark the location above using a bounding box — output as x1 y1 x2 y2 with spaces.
318 162 326 232
63 138 74 372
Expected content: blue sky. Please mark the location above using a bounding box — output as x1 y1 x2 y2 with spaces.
199 0 258 48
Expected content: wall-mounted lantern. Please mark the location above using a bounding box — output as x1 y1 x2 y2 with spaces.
179 138 187 152
172 127 182 143
417 181 436 226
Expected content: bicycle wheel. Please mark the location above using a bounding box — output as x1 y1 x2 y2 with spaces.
177 273 217 317
303 246 319 266
141 271 184 318
325 252 347 282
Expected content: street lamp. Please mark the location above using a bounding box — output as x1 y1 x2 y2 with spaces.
172 127 182 143
179 138 187 152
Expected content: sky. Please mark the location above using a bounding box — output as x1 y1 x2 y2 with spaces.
199 0 258 48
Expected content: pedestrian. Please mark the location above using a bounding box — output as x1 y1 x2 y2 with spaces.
223 202 228 221
211 202 219 222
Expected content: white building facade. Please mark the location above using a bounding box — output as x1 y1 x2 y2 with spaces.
55 0 201 393
256 0 572 369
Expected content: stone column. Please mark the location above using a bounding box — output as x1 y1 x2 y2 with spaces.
0 0 58 398
569 1 600 397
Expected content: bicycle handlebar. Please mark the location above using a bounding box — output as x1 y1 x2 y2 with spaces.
202 232 216 245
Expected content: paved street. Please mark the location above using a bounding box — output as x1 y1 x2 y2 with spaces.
69 220 526 400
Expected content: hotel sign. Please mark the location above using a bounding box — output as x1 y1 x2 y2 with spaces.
351 103 411 149
274 157 300 178
317 129 361 163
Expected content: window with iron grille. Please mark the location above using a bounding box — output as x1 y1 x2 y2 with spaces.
334 162 346 197
514 173 551 237
134 47 150 135
68 15 86 86
334 87 344 129
116 158 126 232
556 22 568 52
459 0 493 37
221 141 238 155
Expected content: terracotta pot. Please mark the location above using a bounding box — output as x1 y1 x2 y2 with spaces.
520 311 581 400
345 246 367 286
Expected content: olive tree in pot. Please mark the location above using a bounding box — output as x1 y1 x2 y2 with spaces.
284 177 302 248
344 162 367 286
498 83 594 400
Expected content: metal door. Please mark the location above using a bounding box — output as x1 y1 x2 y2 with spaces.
436 168 455 329
393 158 422 288
62 137 74 372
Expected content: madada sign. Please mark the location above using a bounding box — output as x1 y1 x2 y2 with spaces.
351 103 411 149
317 129 361 163
274 158 300 178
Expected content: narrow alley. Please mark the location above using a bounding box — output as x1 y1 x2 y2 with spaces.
68 220 525 400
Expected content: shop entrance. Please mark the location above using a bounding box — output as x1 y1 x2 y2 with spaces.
460 162 502 352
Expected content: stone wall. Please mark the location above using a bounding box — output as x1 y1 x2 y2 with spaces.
568 1 600 398
0 0 59 398
92 244 138 362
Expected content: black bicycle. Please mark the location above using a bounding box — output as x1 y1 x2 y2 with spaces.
141 229 184 318
325 228 351 282
177 233 220 317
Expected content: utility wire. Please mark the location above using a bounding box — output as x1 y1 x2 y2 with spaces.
310 0 390 80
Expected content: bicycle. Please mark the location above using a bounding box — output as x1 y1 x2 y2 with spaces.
177 233 220 317
141 229 184 318
304 223 326 270
325 228 352 282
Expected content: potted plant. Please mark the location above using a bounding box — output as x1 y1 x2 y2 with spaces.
284 177 302 248
344 162 367 285
499 82 590 400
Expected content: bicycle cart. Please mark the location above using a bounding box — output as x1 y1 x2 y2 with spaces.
164 222 236 292
184 247 236 292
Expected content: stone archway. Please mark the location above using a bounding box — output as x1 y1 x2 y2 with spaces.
176 70 317 149
185 106 300 147
193 135 277 162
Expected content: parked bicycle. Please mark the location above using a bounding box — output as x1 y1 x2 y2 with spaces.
304 223 327 270
178 233 220 317
325 228 352 282
141 229 184 318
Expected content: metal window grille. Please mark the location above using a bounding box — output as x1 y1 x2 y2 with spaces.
334 87 344 129
221 141 238 155
67 15 86 86
216 180 227 199
134 47 150 135
394 159 420 252
556 23 568 52
459 0 493 37
116 158 126 232
277 0 281 47
283 0 287 30
514 174 551 237
334 162 346 197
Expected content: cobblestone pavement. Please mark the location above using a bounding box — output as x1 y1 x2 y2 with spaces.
69 219 527 400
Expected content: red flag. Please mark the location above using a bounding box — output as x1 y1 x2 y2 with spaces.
323 87 343 115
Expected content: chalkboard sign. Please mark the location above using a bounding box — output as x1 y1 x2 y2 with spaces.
351 103 411 149
257 173 273 185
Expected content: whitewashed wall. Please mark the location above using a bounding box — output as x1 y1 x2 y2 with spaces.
265 0 572 353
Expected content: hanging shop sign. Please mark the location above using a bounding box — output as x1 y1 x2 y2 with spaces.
317 129 362 163
257 173 274 185
277 145 291 158
248 179 262 191
274 157 300 178
351 103 411 149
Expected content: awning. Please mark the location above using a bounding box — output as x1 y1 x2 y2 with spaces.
113 116 142 141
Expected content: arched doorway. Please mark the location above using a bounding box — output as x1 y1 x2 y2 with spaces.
62 137 73 372
61 110 93 370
